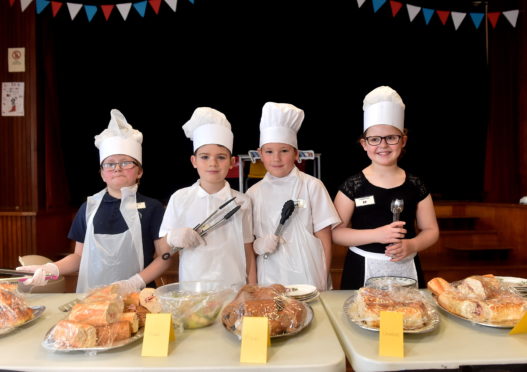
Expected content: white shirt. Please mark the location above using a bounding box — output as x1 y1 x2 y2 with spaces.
160 181 253 286
247 167 340 290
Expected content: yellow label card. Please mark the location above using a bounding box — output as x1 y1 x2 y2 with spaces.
240 317 270 364
509 312 527 334
379 311 404 358
141 313 175 357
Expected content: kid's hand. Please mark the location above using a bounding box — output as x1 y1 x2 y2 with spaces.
385 240 415 262
376 221 407 245
253 235 281 255
167 227 205 249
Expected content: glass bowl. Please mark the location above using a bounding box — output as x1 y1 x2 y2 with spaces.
156 281 232 331
365 276 417 290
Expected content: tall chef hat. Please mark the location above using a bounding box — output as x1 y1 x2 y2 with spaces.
94 109 143 164
363 86 405 132
259 102 304 149
182 107 233 153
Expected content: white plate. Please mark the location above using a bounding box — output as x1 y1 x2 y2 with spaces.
497 276 527 286
0 305 46 336
42 327 144 352
285 284 317 297
343 292 440 334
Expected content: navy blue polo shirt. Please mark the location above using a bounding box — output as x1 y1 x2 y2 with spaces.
68 192 165 270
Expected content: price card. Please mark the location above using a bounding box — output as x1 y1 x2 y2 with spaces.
379 311 404 358
240 316 270 364
141 313 175 357
509 313 527 334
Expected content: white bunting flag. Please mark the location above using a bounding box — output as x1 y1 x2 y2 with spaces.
406 4 420 22
66 3 83 20
451 11 466 30
164 0 178 12
20 0 33 12
357 0 366 8
117 3 132 20
502 10 519 28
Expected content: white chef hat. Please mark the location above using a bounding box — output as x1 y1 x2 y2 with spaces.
363 86 405 132
94 109 143 164
182 107 234 153
259 102 304 149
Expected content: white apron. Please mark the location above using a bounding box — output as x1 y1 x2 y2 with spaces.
253 168 328 291
350 246 418 286
177 184 246 287
77 185 144 293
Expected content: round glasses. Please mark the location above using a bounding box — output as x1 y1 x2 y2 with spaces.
364 135 402 146
101 160 139 171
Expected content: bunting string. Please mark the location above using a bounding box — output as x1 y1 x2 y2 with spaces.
6 0 521 27
359 0 519 30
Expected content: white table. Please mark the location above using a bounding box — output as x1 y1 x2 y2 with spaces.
320 290 527 371
0 293 345 371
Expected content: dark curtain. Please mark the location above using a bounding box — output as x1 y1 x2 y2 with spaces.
484 0 526 203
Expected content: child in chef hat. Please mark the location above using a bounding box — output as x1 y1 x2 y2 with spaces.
158 107 256 286
17 109 170 294
332 86 439 289
246 102 341 291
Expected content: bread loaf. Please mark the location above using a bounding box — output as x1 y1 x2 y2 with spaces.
0 289 33 328
50 320 97 349
68 300 122 326
95 320 132 346
221 284 307 337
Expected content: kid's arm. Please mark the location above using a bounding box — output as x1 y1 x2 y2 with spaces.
137 238 174 285
331 191 406 247
244 242 257 284
314 226 332 280
51 241 84 275
405 195 439 253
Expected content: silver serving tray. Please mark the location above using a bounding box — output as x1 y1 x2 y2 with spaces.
42 326 144 352
433 298 516 329
0 305 46 336
343 292 440 334
223 300 313 339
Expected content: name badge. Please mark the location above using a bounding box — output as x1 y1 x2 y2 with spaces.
136 202 146 209
355 196 375 207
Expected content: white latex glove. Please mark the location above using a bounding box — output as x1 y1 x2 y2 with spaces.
114 273 146 295
16 263 59 286
167 227 205 249
253 235 280 256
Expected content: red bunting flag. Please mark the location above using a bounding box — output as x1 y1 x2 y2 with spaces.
149 0 162 14
101 4 114 20
436 10 450 25
9 0 15 6
51 1 62 16
390 1 403 17
487 12 500 28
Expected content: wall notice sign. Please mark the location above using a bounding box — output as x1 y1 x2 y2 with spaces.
8 48 25 72
2 82 25 117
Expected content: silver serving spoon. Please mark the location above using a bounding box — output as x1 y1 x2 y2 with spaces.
390 198 404 222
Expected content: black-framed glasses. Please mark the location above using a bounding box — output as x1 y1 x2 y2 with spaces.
101 160 139 171
364 135 402 146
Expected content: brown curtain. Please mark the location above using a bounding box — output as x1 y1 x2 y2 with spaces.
484 0 527 203
38 18 71 210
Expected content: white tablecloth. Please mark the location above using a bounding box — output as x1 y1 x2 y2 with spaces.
320 290 527 371
0 293 345 371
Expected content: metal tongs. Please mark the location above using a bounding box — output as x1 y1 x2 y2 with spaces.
161 197 241 260
263 199 297 259
0 268 58 282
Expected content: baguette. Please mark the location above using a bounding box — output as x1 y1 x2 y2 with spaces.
427 277 451 296
68 300 122 326
95 320 132 346
119 312 139 333
50 320 97 349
